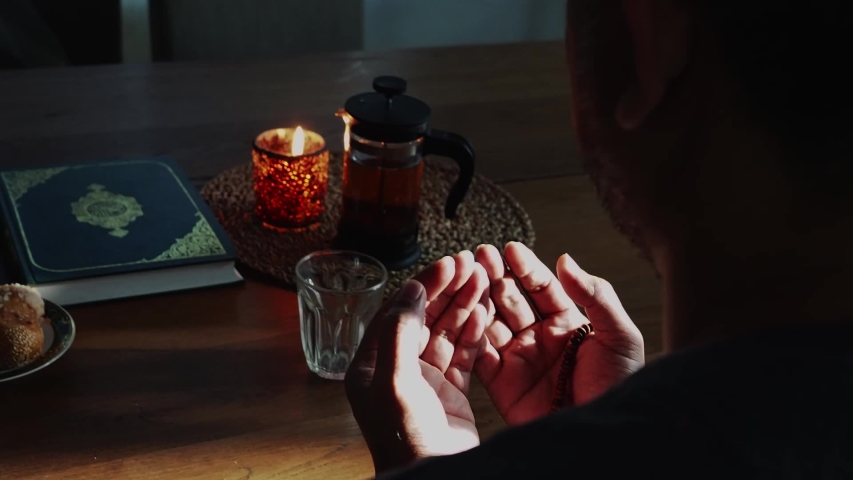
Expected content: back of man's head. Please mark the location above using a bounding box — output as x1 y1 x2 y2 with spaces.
565 0 853 263
705 2 852 185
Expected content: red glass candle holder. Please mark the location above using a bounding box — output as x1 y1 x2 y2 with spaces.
252 127 329 230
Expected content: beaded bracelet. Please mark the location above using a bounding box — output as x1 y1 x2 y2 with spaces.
550 323 594 413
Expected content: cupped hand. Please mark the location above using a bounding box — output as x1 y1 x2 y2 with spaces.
475 243 645 426
345 252 489 475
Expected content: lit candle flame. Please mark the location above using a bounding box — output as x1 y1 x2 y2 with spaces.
292 126 305 156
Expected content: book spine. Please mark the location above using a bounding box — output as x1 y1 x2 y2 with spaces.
0 182 37 285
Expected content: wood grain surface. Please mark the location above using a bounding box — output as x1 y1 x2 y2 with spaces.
0 42 661 479
0 41 576 184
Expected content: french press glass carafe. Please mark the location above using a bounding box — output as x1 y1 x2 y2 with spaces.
334 76 475 270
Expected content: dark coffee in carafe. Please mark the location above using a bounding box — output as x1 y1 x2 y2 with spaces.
334 76 475 270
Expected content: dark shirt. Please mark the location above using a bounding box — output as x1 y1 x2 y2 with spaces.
383 328 853 479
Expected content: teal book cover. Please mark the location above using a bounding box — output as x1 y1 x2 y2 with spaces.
0 158 237 285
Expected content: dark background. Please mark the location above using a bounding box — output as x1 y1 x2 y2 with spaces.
0 0 566 68
33 0 121 65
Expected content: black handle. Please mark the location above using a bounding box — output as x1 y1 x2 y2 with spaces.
423 128 475 220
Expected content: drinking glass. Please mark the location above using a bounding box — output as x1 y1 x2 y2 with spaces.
295 251 387 380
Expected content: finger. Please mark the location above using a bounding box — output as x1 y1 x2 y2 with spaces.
490 276 537 333
475 244 505 282
413 255 455 303
418 323 431 356
556 254 633 332
477 244 536 333
411 255 454 355
444 303 488 394
479 281 496 327
484 315 514 351
504 242 575 316
373 281 427 382
475 244 499 325
474 335 502 387
421 265 489 373
425 250 475 327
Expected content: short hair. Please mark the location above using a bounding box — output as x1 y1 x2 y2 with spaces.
703 2 852 182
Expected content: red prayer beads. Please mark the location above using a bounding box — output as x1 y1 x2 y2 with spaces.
550 323 594 413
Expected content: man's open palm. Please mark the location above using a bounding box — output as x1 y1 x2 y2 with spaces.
475 243 645 425
345 252 489 474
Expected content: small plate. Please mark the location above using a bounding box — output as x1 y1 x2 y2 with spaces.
0 300 76 382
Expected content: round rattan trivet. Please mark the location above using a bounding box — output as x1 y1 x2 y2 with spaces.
201 154 535 294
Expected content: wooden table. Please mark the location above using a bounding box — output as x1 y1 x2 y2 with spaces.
0 42 661 479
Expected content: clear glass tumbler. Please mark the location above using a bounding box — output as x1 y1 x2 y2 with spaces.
295 251 388 380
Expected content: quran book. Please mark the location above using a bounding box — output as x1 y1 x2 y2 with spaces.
0 159 242 305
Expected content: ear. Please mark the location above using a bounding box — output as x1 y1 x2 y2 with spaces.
616 0 692 131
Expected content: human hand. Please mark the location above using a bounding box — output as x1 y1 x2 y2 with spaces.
475 243 645 425
345 252 489 475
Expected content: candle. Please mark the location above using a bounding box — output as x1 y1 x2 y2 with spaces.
252 126 329 229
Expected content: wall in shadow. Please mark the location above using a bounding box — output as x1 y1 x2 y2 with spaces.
150 0 364 61
0 0 120 68
363 0 565 51
31 0 121 64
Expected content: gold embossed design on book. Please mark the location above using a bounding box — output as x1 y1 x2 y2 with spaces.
4 167 69 205
149 214 226 261
71 184 144 238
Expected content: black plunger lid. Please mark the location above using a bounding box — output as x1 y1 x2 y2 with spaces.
344 76 431 143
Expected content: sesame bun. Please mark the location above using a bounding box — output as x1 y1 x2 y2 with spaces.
0 284 45 370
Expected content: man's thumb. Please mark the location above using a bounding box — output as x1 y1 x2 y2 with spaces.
374 280 427 380
556 253 634 334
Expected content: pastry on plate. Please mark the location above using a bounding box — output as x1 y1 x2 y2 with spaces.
0 284 46 370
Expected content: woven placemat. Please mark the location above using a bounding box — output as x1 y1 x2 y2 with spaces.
201 154 535 293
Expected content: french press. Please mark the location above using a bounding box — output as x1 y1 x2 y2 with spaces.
334 76 475 270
